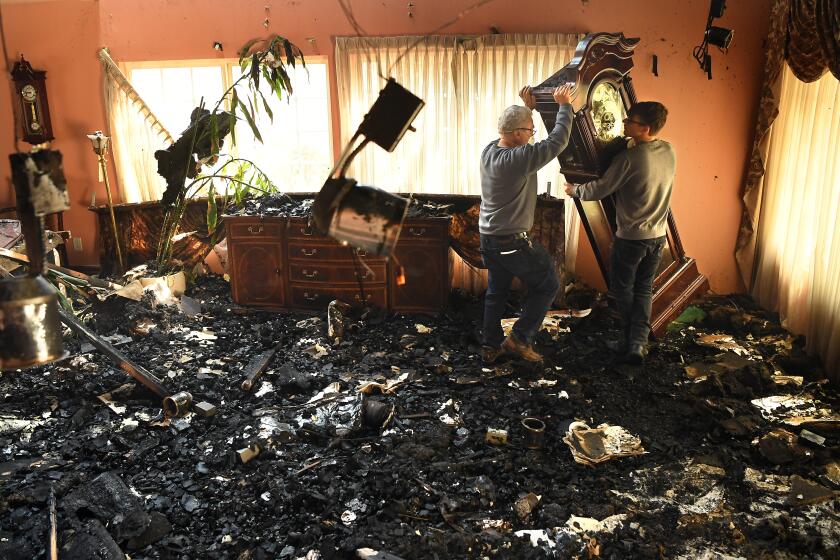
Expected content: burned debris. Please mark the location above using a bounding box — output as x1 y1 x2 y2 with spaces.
0 275 838 559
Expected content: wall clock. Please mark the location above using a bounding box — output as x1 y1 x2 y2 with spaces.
10 55 54 145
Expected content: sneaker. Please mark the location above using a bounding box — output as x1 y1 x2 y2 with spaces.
481 345 504 364
502 335 543 362
623 343 645 365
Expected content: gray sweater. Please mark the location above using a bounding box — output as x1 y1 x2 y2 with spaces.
573 139 676 240
479 105 573 235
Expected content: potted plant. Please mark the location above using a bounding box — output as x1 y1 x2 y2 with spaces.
153 34 306 273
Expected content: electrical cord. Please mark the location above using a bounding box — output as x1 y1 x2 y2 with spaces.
336 0 500 83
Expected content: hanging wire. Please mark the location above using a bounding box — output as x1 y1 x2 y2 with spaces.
692 8 717 73
338 0 386 80
385 0 498 77
337 0 500 82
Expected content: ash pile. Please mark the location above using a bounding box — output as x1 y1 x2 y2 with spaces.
1 277 838 560
227 194 454 219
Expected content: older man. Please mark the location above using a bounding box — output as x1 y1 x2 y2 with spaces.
565 101 675 365
479 84 573 363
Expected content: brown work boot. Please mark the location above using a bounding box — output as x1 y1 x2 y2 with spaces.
502 334 543 362
481 345 504 364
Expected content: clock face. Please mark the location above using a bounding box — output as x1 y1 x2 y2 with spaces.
21 84 37 103
588 81 625 142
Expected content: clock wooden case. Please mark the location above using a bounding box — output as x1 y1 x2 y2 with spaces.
534 32 708 336
10 55 54 145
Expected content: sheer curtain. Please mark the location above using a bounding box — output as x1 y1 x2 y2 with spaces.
99 49 172 203
753 64 840 378
335 36 460 194
334 33 580 269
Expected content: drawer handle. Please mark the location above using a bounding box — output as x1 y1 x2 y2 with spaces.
355 271 373 280
354 294 372 303
248 225 264 235
302 269 319 279
300 226 313 236
409 227 426 236
303 292 319 301
356 249 367 257
301 248 318 257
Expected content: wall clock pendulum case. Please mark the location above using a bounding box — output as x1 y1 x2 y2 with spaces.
10 55 55 145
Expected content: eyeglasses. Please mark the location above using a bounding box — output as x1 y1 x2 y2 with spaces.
623 118 646 126
514 127 537 136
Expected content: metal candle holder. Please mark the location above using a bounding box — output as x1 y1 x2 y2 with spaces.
87 131 124 272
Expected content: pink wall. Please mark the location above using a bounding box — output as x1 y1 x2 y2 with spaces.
1 0 105 261
1 0 771 293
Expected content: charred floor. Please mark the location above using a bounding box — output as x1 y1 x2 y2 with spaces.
1 275 838 560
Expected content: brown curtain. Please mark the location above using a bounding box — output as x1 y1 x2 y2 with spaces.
735 0 840 288
816 0 840 80
788 0 829 81
735 0 791 289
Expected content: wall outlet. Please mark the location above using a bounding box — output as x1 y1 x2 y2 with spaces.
72 237 83 251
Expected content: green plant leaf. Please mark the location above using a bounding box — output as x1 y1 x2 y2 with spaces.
229 88 239 145
278 66 293 95
46 268 88 287
238 97 263 143
210 114 219 156
283 39 295 67
250 53 260 91
238 38 259 59
267 67 282 99
258 89 274 122
54 283 74 312
207 182 218 235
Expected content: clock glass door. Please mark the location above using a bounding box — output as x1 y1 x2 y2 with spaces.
590 81 625 144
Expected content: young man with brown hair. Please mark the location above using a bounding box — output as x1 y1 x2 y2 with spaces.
565 101 675 365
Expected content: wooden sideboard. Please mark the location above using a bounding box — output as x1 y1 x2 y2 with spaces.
225 215 450 313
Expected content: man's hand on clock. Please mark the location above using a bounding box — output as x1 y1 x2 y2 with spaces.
553 84 573 106
519 86 536 110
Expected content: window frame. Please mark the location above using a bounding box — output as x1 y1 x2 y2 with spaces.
122 56 334 191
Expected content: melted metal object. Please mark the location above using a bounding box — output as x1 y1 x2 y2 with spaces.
0 276 65 370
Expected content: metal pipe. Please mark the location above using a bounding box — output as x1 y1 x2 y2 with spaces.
56 306 169 399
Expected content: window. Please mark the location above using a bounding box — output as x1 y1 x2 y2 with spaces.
334 34 580 195
126 58 333 193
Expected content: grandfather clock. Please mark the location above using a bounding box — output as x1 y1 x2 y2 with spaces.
10 55 54 145
534 32 708 336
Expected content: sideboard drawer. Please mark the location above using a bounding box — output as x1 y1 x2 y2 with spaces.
289 285 387 309
288 262 387 284
227 219 285 239
399 219 450 243
287 241 385 262
286 218 326 241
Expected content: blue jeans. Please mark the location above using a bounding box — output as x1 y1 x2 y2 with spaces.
480 234 560 348
609 236 666 347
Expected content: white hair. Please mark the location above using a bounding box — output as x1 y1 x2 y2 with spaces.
498 105 532 133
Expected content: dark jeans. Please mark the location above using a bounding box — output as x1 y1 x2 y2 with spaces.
609 236 666 347
480 234 560 348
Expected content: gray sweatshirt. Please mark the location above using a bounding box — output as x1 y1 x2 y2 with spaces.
479 105 573 235
573 139 676 240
